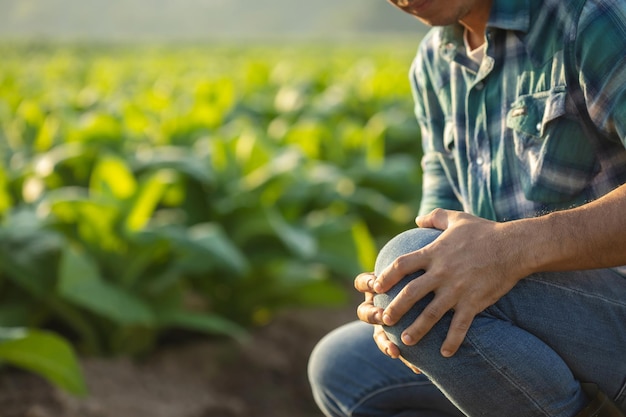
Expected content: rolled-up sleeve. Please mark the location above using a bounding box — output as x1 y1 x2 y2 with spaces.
409 48 463 216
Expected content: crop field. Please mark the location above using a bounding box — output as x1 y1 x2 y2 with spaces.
0 41 423 392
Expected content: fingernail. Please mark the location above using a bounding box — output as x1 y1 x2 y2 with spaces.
402 333 413 345
441 349 453 358
383 314 392 326
367 278 374 290
373 281 382 293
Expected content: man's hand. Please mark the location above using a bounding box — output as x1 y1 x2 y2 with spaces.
358 184 626 359
355 272 401 356
355 273 421 373
371 209 529 358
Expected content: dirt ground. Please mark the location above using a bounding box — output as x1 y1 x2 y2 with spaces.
0 304 357 417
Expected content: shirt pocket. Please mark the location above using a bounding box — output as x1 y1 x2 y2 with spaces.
506 89 600 203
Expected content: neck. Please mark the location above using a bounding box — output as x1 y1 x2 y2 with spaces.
463 27 485 49
459 0 492 49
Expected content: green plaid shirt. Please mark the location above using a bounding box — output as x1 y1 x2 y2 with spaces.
412 0 626 221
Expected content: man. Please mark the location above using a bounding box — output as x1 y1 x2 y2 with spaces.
308 0 626 416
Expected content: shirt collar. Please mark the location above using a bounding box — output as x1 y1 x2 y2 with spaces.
439 0 530 44
486 0 530 33
437 0 558 68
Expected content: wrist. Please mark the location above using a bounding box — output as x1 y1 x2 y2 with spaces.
504 213 572 276
499 216 552 278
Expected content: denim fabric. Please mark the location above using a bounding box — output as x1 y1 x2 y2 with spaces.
308 321 466 417
308 228 626 417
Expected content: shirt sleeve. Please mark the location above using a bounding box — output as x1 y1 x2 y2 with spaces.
577 0 626 147
409 45 464 216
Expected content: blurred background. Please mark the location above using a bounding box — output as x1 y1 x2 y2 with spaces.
0 0 428 40
0 1 428 416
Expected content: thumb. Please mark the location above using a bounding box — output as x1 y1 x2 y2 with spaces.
415 208 453 230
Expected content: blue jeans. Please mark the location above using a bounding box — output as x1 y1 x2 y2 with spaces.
308 228 626 417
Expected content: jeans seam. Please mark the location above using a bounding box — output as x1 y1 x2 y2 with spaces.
615 379 626 408
525 275 626 308
465 331 552 417
349 381 435 415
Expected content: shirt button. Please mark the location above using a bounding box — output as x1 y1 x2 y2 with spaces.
476 156 485 165
536 122 542 132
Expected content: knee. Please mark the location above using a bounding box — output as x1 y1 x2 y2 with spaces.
372 227 442 316
373 228 442 279
371 228 444 355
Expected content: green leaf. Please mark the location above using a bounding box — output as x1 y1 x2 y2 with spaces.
90 155 137 200
0 303 32 327
241 149 303 191
351 220 377 271
152 223 249 276
71 112 122 145
157 310 247 340
0 327 87 396
0 210 64 296
186 223 250 275
132 146 213 185
125 170 174 231
46 188 128 252
266 208 317 259
289 280 348 307
58 246 154 326
0 166 12 215
313 218 363 277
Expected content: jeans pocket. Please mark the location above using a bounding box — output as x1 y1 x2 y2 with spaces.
506 89 600 203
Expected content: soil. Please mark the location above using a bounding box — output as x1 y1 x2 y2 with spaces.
0 304 357 417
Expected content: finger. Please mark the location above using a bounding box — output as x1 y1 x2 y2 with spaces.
381 273 434 326
374 250 428 294
399 356 422 374
357 296 384 325
374 325 401 358
440 308 474 357
398 294 454 346
354 272 376 293
415 208 454 230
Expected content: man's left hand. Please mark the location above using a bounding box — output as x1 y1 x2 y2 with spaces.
373 209 528 357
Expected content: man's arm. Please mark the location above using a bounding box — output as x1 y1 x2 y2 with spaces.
370 183 626 358
519 182 626 272
408 42 463 216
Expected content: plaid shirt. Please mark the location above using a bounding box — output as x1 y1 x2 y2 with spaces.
412 0 626 221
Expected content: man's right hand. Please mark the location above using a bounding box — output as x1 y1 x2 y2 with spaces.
355 272 420 373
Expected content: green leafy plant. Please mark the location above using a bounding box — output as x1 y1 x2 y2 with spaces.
0 41 423 375
0 327 86 396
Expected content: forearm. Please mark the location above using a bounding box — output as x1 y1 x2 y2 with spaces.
512 184 626 275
